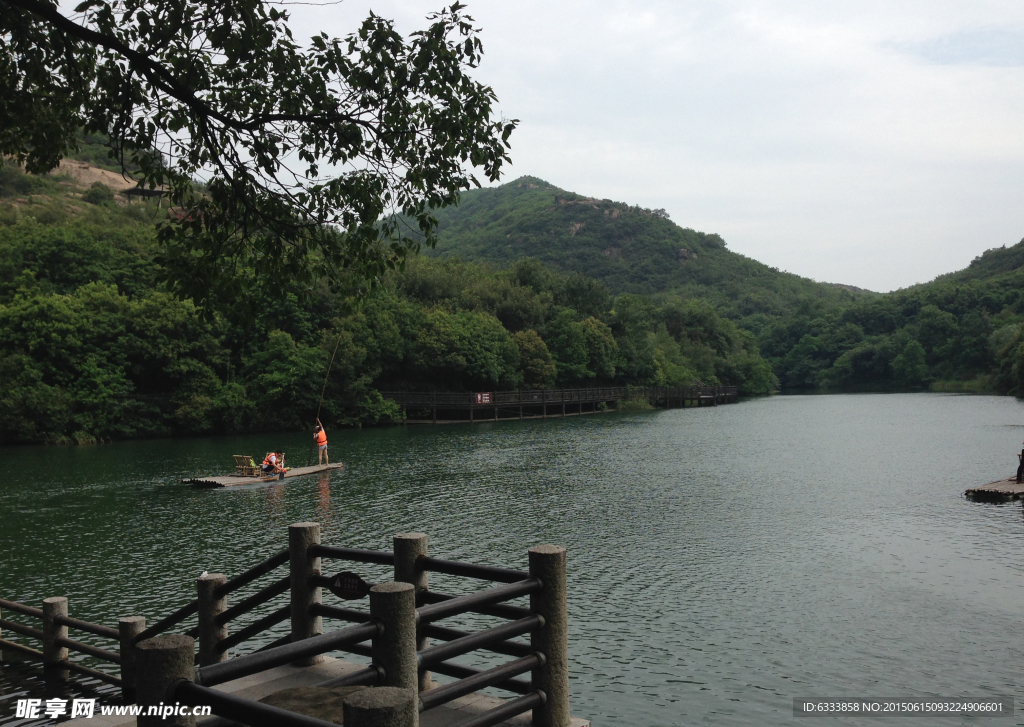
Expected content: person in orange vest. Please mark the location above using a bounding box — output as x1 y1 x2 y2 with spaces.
314 419 329 465
262 451 286 476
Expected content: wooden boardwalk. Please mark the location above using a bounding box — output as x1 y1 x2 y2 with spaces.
382 385 739 424
67 656 591 726
183 463 344 487
964 476 1024 502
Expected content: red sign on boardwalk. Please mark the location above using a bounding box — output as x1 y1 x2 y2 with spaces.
475 392 493 404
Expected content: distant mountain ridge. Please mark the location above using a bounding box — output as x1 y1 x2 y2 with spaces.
427 176 873 326
928 240 1024 288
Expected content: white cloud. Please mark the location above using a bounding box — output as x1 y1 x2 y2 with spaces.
287 1 1024 291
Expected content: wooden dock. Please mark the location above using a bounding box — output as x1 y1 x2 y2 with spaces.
964 476 1024 502
183 463 344 488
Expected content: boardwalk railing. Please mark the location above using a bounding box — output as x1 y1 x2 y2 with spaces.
0 597 125 689
1 525 570 727
383 385 739 423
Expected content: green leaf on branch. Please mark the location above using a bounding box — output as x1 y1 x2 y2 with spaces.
0 0 517 319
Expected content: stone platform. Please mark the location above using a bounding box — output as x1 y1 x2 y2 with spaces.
964 476 1024 502
67 656 591 726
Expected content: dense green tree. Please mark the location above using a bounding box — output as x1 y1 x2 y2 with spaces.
580 317 618 382
410 308 521 390
652 324 699 386
544 309 592 385
1 0 516 314
915 305 959 363
513 329 556 389
892 340 929 388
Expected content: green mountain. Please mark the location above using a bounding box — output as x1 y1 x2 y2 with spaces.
429 176 1024 395
427 176 873 330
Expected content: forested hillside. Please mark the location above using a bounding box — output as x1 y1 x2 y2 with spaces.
426 176 871 329
0 163 776 444
430 177 1024 396
761 242 1024 393
5 159 1024 445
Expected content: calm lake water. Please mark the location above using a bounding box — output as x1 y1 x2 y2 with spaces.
2 393 1024 726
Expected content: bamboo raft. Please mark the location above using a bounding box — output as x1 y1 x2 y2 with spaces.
183 463 344 488
964 476 1024 502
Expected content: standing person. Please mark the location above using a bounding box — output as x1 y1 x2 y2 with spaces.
314 420 329 465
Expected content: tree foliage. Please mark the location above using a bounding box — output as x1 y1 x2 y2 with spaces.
0 176 779 443
1 0 515 315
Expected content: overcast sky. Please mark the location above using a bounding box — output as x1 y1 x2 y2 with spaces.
287 1 1024 292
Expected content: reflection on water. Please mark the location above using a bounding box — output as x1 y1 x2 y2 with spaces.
2 394 1024 725
317 474 332 523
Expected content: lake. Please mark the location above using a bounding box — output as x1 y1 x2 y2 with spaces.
2 393 1024 725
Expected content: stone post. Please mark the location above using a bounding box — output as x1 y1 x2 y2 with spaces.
529 545 569 727
343 687 417 727
42 596 69 682
135 634 195 727
289 522 322 665
370 583 418 695
393 533 431 691
197 573 228 666
118 616 146 699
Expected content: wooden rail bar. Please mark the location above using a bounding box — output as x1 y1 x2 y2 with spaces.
133 600 198 643
56 636 121 664
55 614 120 640
214 606 291 653
214 550 290 598
417 579 542 625
418 616 541 668
420 622 533 659
214 575 289 626
308 544 395 565
0 618 44 640
0 637 44 659
418 556 529 583
310 603 370 623
418 590 533 621
419 654 541 711
59 659 123 686
426 660 533 695
196 621 379 686
449 692 545 727
0 599 43 619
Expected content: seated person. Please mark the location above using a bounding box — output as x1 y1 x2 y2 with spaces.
261 452 283 475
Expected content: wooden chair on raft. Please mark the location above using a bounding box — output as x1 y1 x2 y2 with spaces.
233 455 261 477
